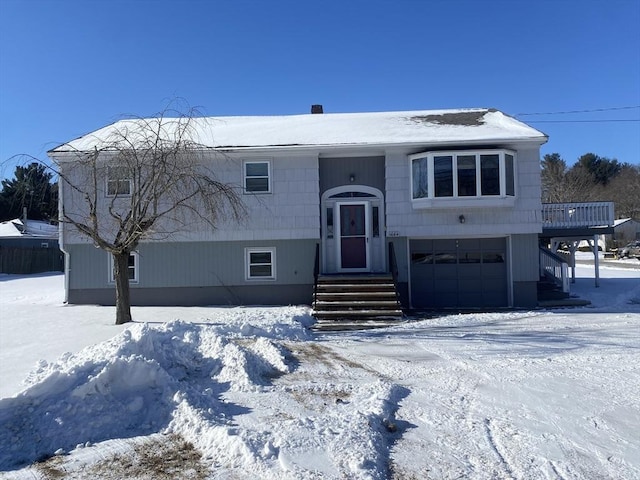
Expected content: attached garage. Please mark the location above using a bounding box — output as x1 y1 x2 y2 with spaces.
409 238 508 309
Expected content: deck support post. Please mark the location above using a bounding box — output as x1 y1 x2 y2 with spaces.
569 241 577 283
593 234 600 287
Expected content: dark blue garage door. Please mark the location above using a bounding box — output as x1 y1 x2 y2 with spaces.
410 238 507 309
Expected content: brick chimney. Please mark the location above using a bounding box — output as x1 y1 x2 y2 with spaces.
311 104 323 114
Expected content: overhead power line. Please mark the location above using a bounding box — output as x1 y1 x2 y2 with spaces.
527 119 640 123
516 105 640 116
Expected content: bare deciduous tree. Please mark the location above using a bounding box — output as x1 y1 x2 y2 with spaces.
49 104 245 324
541 152 639 221
608 163 640 220
541 153 568 203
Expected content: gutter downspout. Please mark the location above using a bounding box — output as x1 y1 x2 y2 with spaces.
57 169 70 303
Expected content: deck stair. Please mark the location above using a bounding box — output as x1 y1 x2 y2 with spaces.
537 276 570 301
312 274 403 326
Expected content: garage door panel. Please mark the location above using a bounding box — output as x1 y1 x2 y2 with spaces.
432 292 458 308
482 290 507 307
434 268 458 280
458 276 482 292
436 280 458 292
459 292 483 308
458 264 482 278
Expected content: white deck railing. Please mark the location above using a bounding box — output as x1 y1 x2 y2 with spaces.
539 247 570 293
542 202 614 229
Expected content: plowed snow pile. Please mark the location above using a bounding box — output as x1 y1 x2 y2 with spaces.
0 264 639 479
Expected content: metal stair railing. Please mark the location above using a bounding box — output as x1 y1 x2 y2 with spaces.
388 242 403 312
312 243 320 310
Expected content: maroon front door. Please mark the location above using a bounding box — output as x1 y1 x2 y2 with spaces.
339 203 367 269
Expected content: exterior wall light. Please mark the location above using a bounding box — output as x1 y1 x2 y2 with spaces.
349 174 355 183
459 214 466 224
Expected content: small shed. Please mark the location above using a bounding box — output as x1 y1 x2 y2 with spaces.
0 219 63 274
609 218 640 248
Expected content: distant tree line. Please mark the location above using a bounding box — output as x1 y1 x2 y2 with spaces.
541 153 640 220
0 163 58 222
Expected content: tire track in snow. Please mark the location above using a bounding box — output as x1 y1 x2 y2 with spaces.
276 342 413 479
483 418 516 480
549 460 569 480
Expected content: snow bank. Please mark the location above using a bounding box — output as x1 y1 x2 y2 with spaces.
0 314 310 471
1 265 639 479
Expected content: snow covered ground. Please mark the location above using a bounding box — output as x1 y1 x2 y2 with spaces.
0 259 639 479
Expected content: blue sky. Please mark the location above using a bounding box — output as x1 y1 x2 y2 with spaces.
1 0 639 180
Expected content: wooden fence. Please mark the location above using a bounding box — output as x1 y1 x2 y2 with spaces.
0 246 64 274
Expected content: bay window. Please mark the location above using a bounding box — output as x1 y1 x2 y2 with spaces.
410 149 516 208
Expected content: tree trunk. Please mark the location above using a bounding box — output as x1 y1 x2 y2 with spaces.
113 252 133 325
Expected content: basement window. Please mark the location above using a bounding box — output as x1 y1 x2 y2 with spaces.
109 252 139 283
245 247 276 280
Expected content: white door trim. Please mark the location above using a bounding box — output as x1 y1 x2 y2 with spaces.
321 185 385 274
336 201 371 273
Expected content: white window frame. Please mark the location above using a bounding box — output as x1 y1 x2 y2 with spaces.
108 252 139 284
243 160 272 194
245 247 276 281
409 149 516 209
106 166 133 197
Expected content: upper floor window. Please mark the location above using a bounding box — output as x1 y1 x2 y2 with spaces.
244 161 271 193
410 150 516 208
106 166 132 196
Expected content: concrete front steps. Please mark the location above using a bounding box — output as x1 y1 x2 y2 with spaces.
312 274 403 329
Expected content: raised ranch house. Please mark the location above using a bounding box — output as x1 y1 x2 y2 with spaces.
50 106 588 317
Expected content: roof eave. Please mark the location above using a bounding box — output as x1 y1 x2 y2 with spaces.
211 135 549 153
47 134 548 157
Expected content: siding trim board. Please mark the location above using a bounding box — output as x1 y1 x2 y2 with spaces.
68 284 313 307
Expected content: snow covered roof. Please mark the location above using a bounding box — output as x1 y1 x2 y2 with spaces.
613 217 637 227
0 218 58 239
49 108 547 154
0 219 23 237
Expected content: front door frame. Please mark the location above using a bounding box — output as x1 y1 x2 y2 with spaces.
336 200 370 272
321 185 385 274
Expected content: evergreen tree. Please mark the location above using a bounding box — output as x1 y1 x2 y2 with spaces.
576 153 622 186
0 163 58 222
